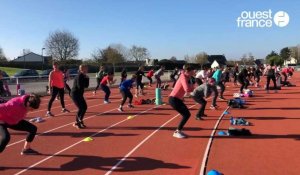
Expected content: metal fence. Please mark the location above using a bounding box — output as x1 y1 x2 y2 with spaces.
2 71 174 96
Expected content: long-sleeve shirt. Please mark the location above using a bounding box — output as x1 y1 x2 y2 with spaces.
71 73 89 96
169 73 193 99
191 83 211 98
154 68 164 77
120 79 134 92
0 95 28 125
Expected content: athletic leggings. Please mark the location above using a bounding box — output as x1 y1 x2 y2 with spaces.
192 96 207 118
94 78 102 91
120 90 133 106
71 93 87 124
101 84 111 101
147 76 153 84
0 120 37 153
168 97 191 131
216 82 225 97
170 76 177 87
266 76 277 90
64 81 71 95
155 75 162 88
238 79 249 93
48 86 65 111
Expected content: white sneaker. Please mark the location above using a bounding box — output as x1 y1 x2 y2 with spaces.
173 130 187 139
46 111 54 117
104 101 110 104
118 107 124 112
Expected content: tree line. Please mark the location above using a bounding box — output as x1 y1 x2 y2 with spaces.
0 29 299 67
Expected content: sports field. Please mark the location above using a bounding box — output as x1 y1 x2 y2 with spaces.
1 73 300 175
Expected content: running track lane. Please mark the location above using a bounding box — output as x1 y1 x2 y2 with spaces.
1 82 237 174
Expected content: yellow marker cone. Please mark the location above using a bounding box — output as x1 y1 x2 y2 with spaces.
83 137 93 142
127 115 135 119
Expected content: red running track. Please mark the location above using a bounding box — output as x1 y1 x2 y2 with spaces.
1 73 300 175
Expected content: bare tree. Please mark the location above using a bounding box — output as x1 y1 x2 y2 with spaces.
195 52 208 67
109 43 129 61
45 30 79 61
91 48 105 63
170 56 177 61
129 45 149 61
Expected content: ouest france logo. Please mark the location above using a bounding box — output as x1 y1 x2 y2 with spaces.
236 10 289 28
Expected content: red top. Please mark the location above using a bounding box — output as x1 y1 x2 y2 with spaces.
282 68 290 74
100 75 112 86
147 70 154 77
0 95 28 125
50 70 64 88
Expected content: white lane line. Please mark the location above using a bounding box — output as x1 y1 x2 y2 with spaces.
13 105 160 175
27 93 120 114
104 104 196 175
7 99 121 147
199 106 230 175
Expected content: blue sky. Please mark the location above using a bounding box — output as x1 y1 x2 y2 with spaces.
0 0 299 60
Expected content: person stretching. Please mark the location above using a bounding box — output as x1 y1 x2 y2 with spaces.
46 62 70 117
100 72 116 104
0 94 41 155
118 75 136 112
71 65 89 129
169 65 194 139
191 78 217 120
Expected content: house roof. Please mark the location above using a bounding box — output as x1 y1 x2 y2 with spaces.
207 55 227 65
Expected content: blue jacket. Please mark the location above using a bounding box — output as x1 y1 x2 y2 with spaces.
120 79 134 92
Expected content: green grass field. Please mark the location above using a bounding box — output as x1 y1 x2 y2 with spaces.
0 67 25 76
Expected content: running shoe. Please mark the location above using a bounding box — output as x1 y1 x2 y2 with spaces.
173 130 187 139
21 148 39 155
73 122 84 129
210 105 218 110
118 107 124 112
219 96 226 100
128 104 134 108
45 111 54 117
62 108 70 113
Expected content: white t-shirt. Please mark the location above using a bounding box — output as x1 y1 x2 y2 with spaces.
195 70 208 81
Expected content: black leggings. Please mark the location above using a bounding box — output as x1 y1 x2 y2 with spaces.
0 120 37 153
147 77 152 84
48 86 65 111
71 94 87 123
217 82 225 97
64 82 71 95
170 76 177 87
169 97 191 131
192 96 207 118
238 79 249 93
266 76 277 90
120 90 133 106
101 85 111 101
94 78 101 91
155 75 162 88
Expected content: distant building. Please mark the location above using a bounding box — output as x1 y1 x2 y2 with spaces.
284 57 297 66
207 55 227 68
12 52 52 63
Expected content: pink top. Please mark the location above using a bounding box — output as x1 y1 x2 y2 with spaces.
169 73 193 99
0 95 28 125
50 70 64 88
